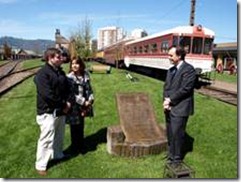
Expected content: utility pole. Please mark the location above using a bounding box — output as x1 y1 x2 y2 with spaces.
115 12 121 69
189 0 196 26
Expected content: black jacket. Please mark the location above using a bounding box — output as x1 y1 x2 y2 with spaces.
163 61 196 117
34 63 70 115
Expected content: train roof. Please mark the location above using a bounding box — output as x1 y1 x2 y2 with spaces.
125 25 215 45
102 37 135 50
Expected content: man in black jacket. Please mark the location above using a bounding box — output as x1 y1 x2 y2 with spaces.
34 47 71 175
163 46 196 166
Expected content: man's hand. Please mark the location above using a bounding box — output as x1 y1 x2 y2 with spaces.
163 97 171 110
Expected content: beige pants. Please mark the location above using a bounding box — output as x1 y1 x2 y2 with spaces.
35 113 65 171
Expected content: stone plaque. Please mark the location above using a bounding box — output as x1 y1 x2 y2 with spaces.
116 92 165 143
107 92 167 157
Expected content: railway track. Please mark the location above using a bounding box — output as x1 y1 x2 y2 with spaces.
96 62 237 107
0 60 23 80
0 61 237 107
195 86 237 106
0 61 41 96
122 63 237 106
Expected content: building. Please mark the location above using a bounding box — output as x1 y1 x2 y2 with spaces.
55 29 70 50
97 26 125 50
15 49 39 60
212 42 237 73
130 29 148 39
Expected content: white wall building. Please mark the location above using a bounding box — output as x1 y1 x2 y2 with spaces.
97 26 125 50
131 29 148 39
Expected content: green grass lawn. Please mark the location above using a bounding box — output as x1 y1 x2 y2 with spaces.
211 71 237 83
0 60 237 178
21 58 44 69
0 60 9 66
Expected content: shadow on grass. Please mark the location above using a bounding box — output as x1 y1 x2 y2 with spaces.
194 80 211 89
181 132 195 160
47 127 107 170
81 127 107 154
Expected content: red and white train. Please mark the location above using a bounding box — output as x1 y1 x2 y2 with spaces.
99 24 215 75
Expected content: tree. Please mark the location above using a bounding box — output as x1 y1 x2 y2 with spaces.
69 16 93 60
3 42 12 60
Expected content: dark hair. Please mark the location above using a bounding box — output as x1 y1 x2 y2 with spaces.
42 47 61 62
69 56 86 75
59 47 70 63
169 45 186 60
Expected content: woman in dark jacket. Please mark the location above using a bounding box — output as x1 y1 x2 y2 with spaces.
66 57 94 154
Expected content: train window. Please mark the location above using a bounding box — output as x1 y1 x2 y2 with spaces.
134 47 137 54
192 37 203 54
161 41 169 53
139 46 143 54
179 36 191 53
130 47 133 55
203 38 213 55
173 36 178 46
144 45 149 53
151 43 157 53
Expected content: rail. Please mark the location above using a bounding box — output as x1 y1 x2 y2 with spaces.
0 66 41 96
195 86 237 106
0 60 22 80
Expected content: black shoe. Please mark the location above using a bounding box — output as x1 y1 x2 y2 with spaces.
173 158 182 164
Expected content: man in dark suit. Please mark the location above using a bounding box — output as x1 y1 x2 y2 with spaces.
163 46 196 165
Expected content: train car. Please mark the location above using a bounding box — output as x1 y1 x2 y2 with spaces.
95 49 105 63
102 38 134 68
124 25 215 75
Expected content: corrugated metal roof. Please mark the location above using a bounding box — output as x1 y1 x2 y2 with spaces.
213 42 237 52
214 42 237 48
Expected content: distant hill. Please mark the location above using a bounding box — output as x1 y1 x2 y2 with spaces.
0 36 55 54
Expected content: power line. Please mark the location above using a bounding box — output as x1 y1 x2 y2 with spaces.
158 0 188 20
